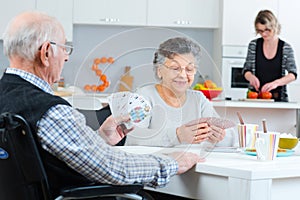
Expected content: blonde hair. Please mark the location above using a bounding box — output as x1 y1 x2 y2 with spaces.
255 10 281 35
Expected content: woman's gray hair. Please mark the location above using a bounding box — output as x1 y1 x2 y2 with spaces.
153 37 201 80
255 10 281 35
3 11 63 62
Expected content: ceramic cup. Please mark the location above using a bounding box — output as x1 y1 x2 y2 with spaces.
255 131 280 161
237 124 258 149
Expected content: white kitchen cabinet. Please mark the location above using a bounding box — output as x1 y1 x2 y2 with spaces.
0 0 73 41
0 0 36 40
73 0 147 26
222 0 278 46
147 0 219 28
36 0 73 41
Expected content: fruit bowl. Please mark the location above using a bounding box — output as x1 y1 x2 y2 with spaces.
279 137 299 149
198 89 222 100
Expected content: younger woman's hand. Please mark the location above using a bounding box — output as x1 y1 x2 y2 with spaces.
246 72 260 91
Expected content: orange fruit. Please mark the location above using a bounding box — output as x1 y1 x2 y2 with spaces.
94 58 101 65
84 84 91 91
97 85 106 92
103 81 110 87
100 74 107 82
100 57 107 63
91 85 97 91
107 57 114 63
95 69 102 76
92 64 98 71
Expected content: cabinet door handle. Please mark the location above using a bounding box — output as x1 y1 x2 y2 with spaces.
99 18 110 22
174 20 191 25
99 18 120 23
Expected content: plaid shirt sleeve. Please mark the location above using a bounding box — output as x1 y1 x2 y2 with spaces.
36 104 178 188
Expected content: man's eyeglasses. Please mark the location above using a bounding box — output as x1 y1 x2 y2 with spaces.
49 41 73 55
162 61 197 76
256 28 271 34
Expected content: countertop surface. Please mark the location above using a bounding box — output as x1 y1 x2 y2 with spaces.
212 99 300 109
56 87 300 109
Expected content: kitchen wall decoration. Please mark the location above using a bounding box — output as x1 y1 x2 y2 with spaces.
84 57 114 92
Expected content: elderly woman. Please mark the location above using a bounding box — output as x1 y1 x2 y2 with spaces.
125 37 236 147
243 10 297 102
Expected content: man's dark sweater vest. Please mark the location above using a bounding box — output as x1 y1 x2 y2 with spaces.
0 74 93 197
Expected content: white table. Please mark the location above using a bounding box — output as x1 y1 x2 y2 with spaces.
117 145 300 200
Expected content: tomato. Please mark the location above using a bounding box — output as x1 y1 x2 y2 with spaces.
261 91 272 99
247 91 258 99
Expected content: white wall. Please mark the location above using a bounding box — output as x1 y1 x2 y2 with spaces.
0 25 216 92
41 25 215 93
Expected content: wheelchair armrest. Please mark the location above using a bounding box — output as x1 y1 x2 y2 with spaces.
59 183 143 199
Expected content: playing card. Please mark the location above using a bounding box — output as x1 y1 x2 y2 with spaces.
185 117 235 129
127 93 152 128
107 92 152 129
107 91 131 118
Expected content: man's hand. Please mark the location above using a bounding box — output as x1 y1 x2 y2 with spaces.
167 152 205 174
98 115 133 145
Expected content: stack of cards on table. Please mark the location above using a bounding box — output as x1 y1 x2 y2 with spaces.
107 92 152 129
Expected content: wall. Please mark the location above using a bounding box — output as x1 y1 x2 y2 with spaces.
0 25 216 94
63 25 216 93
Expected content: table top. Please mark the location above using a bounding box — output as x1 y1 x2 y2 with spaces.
195 150 300 180
115 145 300 180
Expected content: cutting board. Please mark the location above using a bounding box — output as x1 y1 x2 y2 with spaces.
118 66 133 92
239 98 275 102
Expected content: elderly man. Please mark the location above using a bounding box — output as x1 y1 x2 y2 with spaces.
0 11 202 197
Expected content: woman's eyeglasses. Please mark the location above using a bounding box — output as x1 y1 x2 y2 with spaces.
162 62 197 76
256 28 271 34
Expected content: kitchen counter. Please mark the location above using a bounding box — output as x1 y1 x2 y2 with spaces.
211 100 300 138
116 145 300 200
212 99 300 109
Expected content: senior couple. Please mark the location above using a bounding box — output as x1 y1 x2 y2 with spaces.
0 11 235 199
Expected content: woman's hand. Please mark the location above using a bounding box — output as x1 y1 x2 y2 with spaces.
261 81 278 92
176 122 211 144
245 72 260 91
98 115 133 145
207 125 226 143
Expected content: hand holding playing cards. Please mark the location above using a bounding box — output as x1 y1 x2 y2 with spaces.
98 115 133 145
176 122 211 144
207 125 226 143
107 92 152 129
179 117 235 144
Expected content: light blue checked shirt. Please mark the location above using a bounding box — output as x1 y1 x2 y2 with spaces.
5 68 178 188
